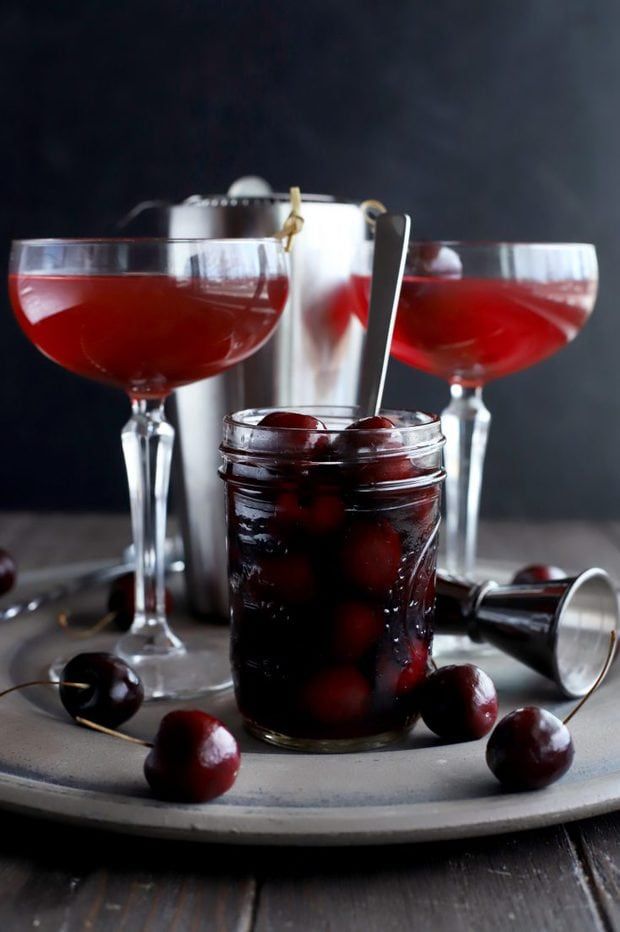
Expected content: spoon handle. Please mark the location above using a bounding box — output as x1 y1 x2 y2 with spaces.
356 212 411 417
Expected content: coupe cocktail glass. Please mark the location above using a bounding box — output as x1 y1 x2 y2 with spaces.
9 237 289 698
352 242 598 578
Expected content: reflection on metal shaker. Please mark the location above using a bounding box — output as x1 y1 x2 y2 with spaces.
122 179 372 618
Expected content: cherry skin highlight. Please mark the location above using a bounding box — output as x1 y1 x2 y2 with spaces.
0 548 17 596
511 564 567 584
60 652 144 727
144 710 240 803
486 706 574 791
419 664 498 740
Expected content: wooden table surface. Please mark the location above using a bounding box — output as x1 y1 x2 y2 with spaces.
0 512 619 932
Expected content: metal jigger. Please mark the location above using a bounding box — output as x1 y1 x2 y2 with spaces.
435 569 619 697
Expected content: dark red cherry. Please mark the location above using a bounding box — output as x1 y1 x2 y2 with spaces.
332 601 384 661
144 710 240 803
59 652 144 727
338 415 401 455
273 491 305 527
303 493 346 535
259 411 325 431
357 454 415 485
396 643 430 695
301 667 371 725
419 664 498 740
256 411 328 456
273 491 345 536
340 519 402 594
486 707 574 791
407 486 438 526
339 416 415 485
254 553 316 603
0 548 17 596
108 573 174 631
347 415 396 432
511 564 567 584
376 641 430 700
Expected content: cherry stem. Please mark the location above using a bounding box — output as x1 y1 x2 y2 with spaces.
430 657 439 672
0 680 90 700
57 610 116 639
563 630 617 726
74 716 153 748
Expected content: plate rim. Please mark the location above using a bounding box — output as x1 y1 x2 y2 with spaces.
1 557 618 846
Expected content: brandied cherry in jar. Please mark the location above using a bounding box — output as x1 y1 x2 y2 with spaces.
220 407 445 751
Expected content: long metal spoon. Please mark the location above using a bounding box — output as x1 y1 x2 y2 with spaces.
356 212 411 416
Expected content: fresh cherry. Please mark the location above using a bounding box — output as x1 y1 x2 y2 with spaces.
419 664 498 740
301 667 371 725
108 573 174 631
59 652 144 727
486 707 574 791
340 519 402 594
256 411 328 456
486 632 615 791
144 710 240 803
511 564 567 584
0 548 17 596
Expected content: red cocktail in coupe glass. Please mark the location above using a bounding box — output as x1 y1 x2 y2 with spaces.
352 241 598 579
9 237 289 698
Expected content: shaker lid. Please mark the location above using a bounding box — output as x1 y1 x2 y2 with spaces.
182 176 356 207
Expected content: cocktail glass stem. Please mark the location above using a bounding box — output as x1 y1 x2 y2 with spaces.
441 384 491 577
118 398 183 659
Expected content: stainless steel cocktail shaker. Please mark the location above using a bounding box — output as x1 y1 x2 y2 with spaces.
123 179 372 617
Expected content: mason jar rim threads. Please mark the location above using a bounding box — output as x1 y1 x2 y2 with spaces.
221 406 445 490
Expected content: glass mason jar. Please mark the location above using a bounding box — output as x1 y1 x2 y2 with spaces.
220 407 445 751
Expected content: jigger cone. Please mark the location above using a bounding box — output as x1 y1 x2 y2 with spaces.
435 568 619 697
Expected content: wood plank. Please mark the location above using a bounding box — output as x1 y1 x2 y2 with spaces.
569 815 620 931
0 811 256 932
254 826 605 932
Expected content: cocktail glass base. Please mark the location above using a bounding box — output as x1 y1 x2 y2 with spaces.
49 631 233 701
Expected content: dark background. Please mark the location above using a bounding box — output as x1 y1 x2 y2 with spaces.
1 0 617 517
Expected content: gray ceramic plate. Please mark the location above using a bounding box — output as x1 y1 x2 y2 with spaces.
0 561 617 846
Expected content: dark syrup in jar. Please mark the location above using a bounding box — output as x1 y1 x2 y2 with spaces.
222 410 444 749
